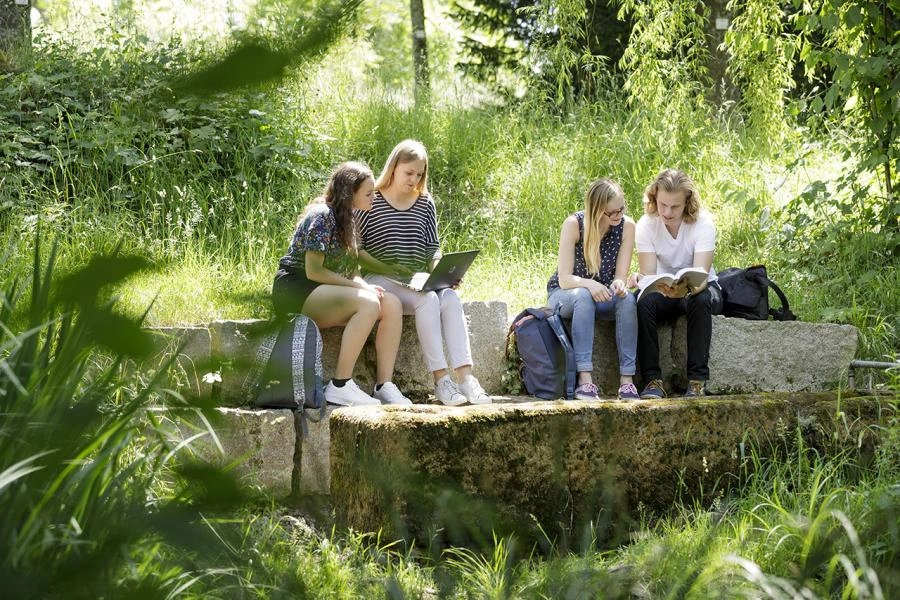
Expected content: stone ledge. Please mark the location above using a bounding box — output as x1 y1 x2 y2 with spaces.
329 393 887 543
206 301 508 405
150 306 858 404
585 316 857 396
169 407 296 497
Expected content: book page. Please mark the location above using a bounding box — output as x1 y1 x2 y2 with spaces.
638 268 708 301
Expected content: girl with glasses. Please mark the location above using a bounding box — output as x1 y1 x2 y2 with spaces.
546 178 640 401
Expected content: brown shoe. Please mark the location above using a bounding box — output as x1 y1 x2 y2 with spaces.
684 380 706 398
640 379 666 399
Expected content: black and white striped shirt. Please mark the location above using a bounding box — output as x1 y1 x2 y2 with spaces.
356 191 440 271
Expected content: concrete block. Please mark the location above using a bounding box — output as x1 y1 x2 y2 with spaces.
209 319 272 406
146 326 213 397
295 405 339 495
211 303 510 405
584 316 858 397
174 407 296 497
329 393 887 543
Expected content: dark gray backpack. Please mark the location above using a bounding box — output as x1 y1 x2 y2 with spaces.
717 265 797 321
243 315 326 426
507 306 576 400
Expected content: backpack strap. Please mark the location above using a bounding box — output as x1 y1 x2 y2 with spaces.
296 315 328 437
765 279 797 321
547 306 577 400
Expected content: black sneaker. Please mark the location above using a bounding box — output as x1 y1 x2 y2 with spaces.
684 380 706 398
640 379 666 399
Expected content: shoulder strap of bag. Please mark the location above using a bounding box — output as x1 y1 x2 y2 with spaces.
765 279 797 321
547 306 577 400
297 316 328 437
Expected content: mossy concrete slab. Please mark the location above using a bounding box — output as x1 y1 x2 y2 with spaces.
330 393 886 543
295 405 339 495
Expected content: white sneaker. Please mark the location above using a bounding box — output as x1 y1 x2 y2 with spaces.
325 379 379 407
460 375 492 404
435 375 466 406
373 381 412 405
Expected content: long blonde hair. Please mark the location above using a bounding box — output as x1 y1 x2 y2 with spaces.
643 168 702 223
374 139 429 195
583 178 624 276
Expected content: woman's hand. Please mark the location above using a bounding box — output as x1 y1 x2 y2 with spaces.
586 280 612 302
610 279 627 297
626 272 642 289
657 282 678 298
360 281 385 298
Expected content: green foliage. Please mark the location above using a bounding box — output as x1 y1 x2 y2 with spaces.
176 0 362 94
450 0 631 99
725 0 796 148
0 234 251 599
791 0 899 226
618 0 712 124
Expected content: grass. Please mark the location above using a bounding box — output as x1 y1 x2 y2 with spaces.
1 8 898 599
3 25 896 358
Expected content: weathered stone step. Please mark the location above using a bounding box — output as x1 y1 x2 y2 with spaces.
150 303 864 523
328 392 888 543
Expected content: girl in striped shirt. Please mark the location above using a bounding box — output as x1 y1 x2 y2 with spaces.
356 140 492 406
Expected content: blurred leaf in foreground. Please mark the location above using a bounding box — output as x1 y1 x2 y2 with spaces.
175 0 362 94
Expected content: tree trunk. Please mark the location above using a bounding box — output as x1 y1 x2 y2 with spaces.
703 0 737 103
409 0 429 105
0 0 31 72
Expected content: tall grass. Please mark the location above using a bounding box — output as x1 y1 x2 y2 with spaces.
3 23 896 357
0 235 243 598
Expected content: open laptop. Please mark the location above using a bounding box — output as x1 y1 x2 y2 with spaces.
387 250 480 292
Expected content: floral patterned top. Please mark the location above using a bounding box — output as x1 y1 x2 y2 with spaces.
278 203 358 278
546 211 624 293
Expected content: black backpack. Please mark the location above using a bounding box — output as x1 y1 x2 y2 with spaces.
717 265 797 321
506 306 577 400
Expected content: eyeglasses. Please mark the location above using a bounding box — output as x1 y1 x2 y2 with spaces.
604 206 625 218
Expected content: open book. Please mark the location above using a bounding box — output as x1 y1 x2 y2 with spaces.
637 267 709 301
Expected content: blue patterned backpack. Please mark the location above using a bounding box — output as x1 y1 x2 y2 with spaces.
243 315 326 425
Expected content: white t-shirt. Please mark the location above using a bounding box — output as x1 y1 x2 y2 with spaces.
635 208 718 281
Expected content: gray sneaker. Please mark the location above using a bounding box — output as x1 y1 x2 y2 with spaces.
374 381 413 405
684 380 706 398
640 379 667 399
435 375 466 406
460 375 492 404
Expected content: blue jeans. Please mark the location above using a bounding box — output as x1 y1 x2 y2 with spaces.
547 287 637 375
